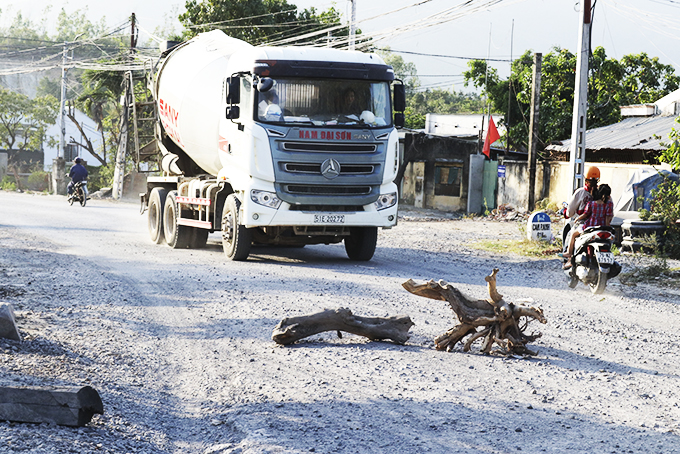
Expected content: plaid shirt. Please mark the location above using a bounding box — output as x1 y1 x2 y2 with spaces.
582 200 614 228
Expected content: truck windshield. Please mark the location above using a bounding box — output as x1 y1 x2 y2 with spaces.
256 78 392 128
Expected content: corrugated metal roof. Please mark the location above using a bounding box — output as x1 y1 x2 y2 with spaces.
545 115 678 152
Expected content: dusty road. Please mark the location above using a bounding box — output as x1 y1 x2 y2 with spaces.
1 190 680 454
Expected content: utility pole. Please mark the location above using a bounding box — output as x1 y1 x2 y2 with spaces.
53 34 82 195
58 44 68 160
527 53 542 212
349 0 356 50
112 13 136 200
506 19 514 155
568 0 592 193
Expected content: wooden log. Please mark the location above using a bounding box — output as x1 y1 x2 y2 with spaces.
0 386 103 427
272 308 414 345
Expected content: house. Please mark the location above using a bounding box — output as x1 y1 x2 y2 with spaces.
497 89 680 212
544 89 680 165
399 113 505 212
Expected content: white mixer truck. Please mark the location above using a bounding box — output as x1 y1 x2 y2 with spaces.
141 30 405 261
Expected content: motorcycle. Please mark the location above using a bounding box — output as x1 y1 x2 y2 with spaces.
561 219 621 294
67 180 89 207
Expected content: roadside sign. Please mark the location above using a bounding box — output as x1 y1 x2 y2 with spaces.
527 211 552 241
497 165 506 178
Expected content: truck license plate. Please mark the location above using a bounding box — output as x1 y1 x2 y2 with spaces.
314 214 345 224
596 252 615 264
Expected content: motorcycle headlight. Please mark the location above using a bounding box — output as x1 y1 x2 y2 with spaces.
374 192 397 211
250 189 281 209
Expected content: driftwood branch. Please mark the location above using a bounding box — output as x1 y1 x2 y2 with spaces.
403 268 546 356
272 308 414 345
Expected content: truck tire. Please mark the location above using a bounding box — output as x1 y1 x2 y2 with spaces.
148 187 168 244
221 194 252 261
344 227 378 261
164 191 192 249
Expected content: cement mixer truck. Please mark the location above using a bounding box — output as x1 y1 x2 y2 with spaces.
141 30 405 261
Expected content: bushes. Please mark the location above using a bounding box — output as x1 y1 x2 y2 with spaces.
644 177 680 258
1 175 16 191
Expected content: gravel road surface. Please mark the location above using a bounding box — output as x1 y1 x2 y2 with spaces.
1 190 680 454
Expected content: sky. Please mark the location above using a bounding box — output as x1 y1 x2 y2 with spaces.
3 0 680 93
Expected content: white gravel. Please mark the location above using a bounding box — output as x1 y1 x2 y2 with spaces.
1 190 680 454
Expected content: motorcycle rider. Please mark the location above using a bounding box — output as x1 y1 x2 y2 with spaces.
567 166 600 219
67 157 88 196
563 166 600 257
563 184 613 269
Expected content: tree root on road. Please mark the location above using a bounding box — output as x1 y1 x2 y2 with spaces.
403 268 546 355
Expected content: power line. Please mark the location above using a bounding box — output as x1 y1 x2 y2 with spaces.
386 49 511 62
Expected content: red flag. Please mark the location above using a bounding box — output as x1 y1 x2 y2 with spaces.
482 115 500 158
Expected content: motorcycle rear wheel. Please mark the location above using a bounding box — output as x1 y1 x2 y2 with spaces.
79 189 86 207
589 271 608 294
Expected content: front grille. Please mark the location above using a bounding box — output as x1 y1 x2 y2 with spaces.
282 142 377 153
284 163 375 175
285 185 372 195
294 226 349 236
289 205 364 212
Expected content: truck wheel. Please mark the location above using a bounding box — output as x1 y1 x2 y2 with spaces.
221 194 252 261
344 227 378 261
148 187 168 244
164 191 192 249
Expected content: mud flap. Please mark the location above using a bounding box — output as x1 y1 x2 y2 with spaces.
140 192 148 215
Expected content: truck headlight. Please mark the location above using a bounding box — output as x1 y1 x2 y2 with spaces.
251 190 281 209
374 192 397 211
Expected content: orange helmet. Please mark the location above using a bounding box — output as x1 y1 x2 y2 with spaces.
585 166 600 180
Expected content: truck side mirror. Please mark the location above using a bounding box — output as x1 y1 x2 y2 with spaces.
393 83 406 113
394 113 405 129
226 106 240 120
226 76 240 104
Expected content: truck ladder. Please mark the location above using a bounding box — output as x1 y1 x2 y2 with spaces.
130 61 160 172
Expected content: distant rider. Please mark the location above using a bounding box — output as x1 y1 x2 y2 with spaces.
67 157 88 195
563 184 613 268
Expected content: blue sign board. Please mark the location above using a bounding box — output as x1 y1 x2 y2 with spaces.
497 165 506 178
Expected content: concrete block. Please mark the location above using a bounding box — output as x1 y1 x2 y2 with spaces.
0 303 21 341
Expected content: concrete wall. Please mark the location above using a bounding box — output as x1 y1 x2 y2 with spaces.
497 159 672 209
545 161 671 206
496 158 548 210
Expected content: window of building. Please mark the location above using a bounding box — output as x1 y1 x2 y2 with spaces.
65 143 79 162
434 164 462 197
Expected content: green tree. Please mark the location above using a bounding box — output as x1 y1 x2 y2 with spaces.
464 46 680 152
179 0 347 45
0 87 57 151
661 117 680 171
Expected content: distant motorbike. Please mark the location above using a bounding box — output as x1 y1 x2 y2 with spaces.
561 221 621 294
68 180 89 207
